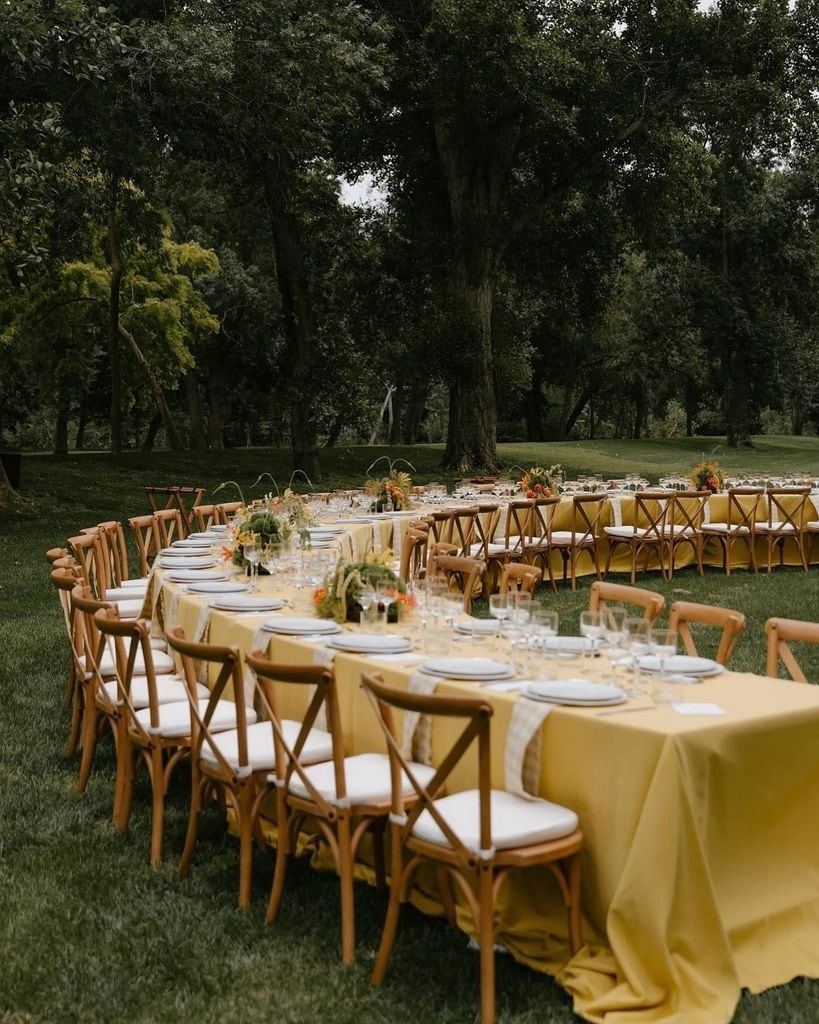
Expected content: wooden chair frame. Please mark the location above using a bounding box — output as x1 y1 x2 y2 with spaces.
192 503 223 533
96 521 135 588
166 628 269 910
246 651 399 964
701 488 763 575
756 487 810 573
50 565 84 754
129 514 160 576
498 562 542 595
399 527 429 584
153 507 186 549
67 530 109 600
666 491 708 578
448 507 479 558
765 617 819 682
470 504 501 561
523 496 561 590
668 601 746 667
146 484 206 533
604 492 670 584
427 553 486 614
360 673 583 1024
550 495 605 590
589 581 665 623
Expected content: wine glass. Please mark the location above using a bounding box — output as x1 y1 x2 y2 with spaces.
376 580 397 630
623 617 651 694
488 593 510 640
579 610 606 675
649 627 680 704
358 583 377 627
262 541 281 579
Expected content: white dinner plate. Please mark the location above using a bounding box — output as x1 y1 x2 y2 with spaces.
261 617 342 635
160 546 215 558
308 527 344 536
159 557 218 569
455 619 499 636
172 538 215 548
544 636 600 653
637 655 724 677
419 657 515 680
210 596 285 612
209 524 229 532
165 570 230 583
188 531 224 540
327 634 413 654
187 581 250 595
525 679 627 706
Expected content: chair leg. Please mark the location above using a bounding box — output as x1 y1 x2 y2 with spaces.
179 770 202 879
478 865 496 1024
117 747 136 833
372 818 387 890
237 784 255 910
76 698 99 793
266 797 290 924
567 853 583 955
148 746 165 866
371 826 404 987
337 815 356 965
436 866 458 928
65 683 83 757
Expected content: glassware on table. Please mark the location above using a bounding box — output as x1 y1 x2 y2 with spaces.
243 535 261 592
261 541 282 578
579 610 606 674
531 608 559 654
425 575 450 626
649 627 680 704
622 617 651 695
376 580 398 632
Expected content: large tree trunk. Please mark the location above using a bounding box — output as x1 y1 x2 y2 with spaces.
106 195 123 453
434 115 520 473
719 190 753 449
207 362 225 449
75 406 87 450
184 370 207 450
141 411 162 451
524 369 545 441
402 384 427 444
0 458 15 507
564 388 594 440
118 324 183 450
54 405 69 456
262 157 321 480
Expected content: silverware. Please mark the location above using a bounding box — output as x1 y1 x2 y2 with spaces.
595 705 656 717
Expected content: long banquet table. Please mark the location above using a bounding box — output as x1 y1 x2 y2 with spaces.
144 511 819 1024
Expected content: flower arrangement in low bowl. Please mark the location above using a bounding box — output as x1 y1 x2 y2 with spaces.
222 511 292 569
518 464 563 498
313 552 415 623
364 456 414 512
690 459 723 494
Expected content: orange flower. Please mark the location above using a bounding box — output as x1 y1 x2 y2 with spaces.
313 587 325 604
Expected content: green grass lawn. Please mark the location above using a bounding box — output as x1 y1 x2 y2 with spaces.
2 439 819 1024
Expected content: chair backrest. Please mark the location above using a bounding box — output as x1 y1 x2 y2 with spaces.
763 487 809 531
726 488 763 531
215 500 243 522
245 651 342 816
45 547 68 565
570 495 606 542
504 500 534 556
471 503 500 560
192 503 221 532
399 528 429 584
96 521 132 586
448 507 478 557
589 580 665 622
95 610 166 738
360 672 494 867
166 628 252 773
427 554 486 613
498 561 542 594
634 492 671 540
145 484 207 532
154 507 185 548
69 584 118 711
765 617 819 683
528 496 560 546
129 514 160 576
668 601 746 666
50 565 82 650
669 491 708 537
429 510 455 545
67 530 109 599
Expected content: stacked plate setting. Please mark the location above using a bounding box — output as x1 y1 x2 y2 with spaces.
524 680 627 707
419 657 515 681
328 634 413 654
164 569 230 583
209 595 285 612
636 655 724 678
187 581 250 595
261 617 342 636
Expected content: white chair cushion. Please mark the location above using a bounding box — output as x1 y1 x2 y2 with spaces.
754 522 798 533
807 521 819 530
110 598 144 619
701 523 750 534
661 525 695 537
604 526 646 539
105 586 148 601
200 719 333 773
288 752 436 807
82 645 175 678
102 674 209 710
477 542 512 556
550 531 593 544
120 578 148 589
412 788 578 853
134 700 257 739
150 638 167 652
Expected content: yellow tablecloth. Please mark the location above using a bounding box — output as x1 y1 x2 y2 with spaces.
147 531 819 1024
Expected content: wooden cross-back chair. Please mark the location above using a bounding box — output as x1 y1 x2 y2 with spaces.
471 500 532 597
165 628 268 909
765 618 819 683
50 565 84 755
427 553 486 614
67 530 108 600
399 527 429 585
668 601 746 667
153 507 185 549
701 487 763 575
603 492 670 584
447 507 479 557
245 651 434 964
550 495 606 590
146 485 206 533
521 496 561 589
129 514 160 576
192 503 224 533
755 487 810 572
498 561 542 595
588 580 665 624
429 509 456 546
666 491 708 578
45 547 68 564
214 500 243 522
96 520 148 595
360 672 583 1024
94 611 209 865
469 503 501 561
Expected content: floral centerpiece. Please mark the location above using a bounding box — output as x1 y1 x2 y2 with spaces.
690 459 723 494
313 552 414 623
518 464 563 498
222 509 292 568
364 456 415 512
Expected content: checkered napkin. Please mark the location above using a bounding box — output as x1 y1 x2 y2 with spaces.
504 695 551 799
609 495 623 528
401 672 439 765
